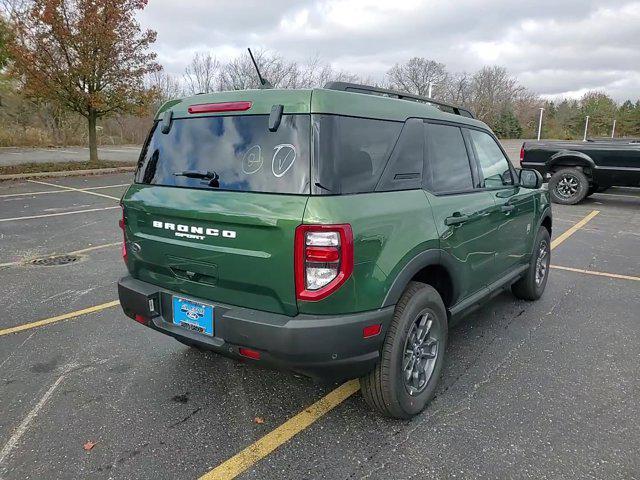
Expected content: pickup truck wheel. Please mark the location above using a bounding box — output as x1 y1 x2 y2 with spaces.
549 168 589 204
512 227 551 301
360 282 447 419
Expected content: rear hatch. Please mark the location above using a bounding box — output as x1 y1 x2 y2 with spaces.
122 91 312 316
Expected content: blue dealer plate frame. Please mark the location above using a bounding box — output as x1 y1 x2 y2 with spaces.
172 296 214 336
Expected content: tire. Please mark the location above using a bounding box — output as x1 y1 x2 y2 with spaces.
512 227 551 301
360 282 447 419
548 168 589 205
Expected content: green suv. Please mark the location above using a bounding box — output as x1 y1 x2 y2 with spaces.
118 82 551 418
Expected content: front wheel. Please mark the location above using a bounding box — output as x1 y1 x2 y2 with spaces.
360 282 447 419
512 227 551 301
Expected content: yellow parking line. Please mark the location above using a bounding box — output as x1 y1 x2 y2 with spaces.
550 264 640 282
0 241 121 268
27 179 120 201
200 379 360 480
0 301 120 337
550 210 599 250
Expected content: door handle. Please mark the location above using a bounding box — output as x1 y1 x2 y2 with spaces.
445 214 470 226
501 204 515 213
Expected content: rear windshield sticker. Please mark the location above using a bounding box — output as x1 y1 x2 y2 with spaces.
242 144 263 175
272 144 296 178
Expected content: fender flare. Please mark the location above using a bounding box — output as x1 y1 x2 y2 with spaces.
549 150 596 170
536 206 552 233
381 249 462 308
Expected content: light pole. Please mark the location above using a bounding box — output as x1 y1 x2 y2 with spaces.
583 116 590 142
537 107 544 141
428 82 433 98
611 119 616 138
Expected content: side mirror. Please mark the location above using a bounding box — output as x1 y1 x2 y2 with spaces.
519 169 543 189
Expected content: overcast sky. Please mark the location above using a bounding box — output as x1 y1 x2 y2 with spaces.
139 0 640 102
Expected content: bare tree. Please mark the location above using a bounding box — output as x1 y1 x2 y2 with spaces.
468 66 528 126
147 70 183 103
386 57 449 97
184 52 219 95
441 72 473 106
217 50 299 90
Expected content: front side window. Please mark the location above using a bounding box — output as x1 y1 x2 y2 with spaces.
424 123 474 193
136 114 310 194
469 129 513 189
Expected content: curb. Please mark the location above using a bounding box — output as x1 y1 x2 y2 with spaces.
0 166 136 181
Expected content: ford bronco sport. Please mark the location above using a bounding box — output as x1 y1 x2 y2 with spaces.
118 82 552 418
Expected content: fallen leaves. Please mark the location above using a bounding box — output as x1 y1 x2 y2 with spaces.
83 441 97 451
253 417 265 424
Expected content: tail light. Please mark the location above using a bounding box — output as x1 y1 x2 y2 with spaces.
119 205 127 264
295 224 353 301
520 145 524 163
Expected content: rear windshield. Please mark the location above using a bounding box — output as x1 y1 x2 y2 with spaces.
136 114 310 194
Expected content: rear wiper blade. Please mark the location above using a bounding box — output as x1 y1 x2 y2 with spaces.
173 170 218 180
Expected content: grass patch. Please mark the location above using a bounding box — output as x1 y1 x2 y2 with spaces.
0 160 136 175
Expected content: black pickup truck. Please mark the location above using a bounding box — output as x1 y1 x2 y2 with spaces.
521 139 640 204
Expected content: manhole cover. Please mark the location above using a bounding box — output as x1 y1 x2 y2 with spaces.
29 254 81 266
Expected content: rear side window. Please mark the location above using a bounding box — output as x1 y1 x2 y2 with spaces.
425 123 474 193
376 118 424 192
468 129 513 188
312 115 402 194
135 114 310 194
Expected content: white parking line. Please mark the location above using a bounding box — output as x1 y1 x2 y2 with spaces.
0 363 77 468
0 184 129 198
27 179 120 201
0 205 120 222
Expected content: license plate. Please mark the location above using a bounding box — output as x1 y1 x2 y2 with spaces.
172 296 214 336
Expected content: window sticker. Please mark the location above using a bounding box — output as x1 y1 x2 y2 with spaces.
272 144 296 178
242 144 263 175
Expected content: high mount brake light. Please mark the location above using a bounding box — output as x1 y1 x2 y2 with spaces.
294 224 353 301
187 101 252 114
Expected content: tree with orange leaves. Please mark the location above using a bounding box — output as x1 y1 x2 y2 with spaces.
8 0 160 162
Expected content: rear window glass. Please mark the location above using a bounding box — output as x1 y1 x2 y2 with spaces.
425 123 474 193
312 115 402 194
136 114 310 194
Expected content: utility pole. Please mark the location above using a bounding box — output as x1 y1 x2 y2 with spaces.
583 116 590 142
537 107 544 141
611 119 616 138
428 82 433 98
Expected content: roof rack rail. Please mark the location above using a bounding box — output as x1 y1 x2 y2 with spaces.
323 81 475 119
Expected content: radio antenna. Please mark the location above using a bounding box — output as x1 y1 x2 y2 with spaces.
247 48 273 89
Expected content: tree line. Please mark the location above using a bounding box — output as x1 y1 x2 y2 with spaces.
0 0 638 159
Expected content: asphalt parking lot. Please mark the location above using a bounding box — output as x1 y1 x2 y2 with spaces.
1 172 639 480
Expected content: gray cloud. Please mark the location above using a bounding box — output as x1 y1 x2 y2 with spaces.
140 0 640 101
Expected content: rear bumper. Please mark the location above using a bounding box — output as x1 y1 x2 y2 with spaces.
118 276 394 380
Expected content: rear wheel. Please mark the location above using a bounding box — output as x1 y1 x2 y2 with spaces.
360 282 447 419
512 227 551 301
549 168 589 204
